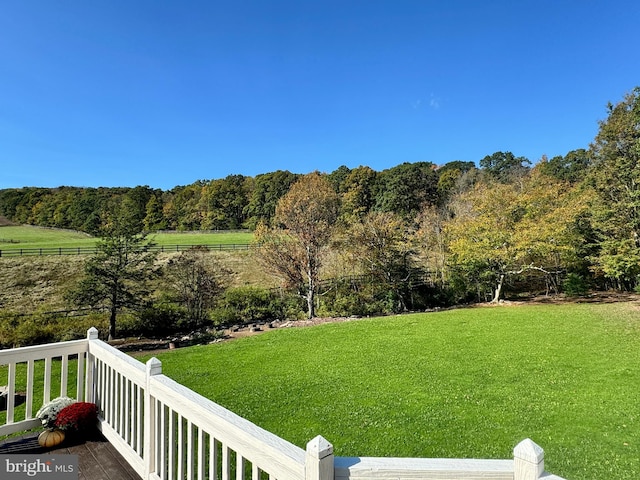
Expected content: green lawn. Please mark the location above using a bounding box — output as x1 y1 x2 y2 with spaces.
0 225 253 251
140 302 640 480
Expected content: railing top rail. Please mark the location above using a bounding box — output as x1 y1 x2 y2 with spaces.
150 367 306 479
335 456 514 479
0 338 88 364
88 338 147 385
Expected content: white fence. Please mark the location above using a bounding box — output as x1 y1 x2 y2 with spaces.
0 328 566 480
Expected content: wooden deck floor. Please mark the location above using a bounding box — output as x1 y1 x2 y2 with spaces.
0 430 141 480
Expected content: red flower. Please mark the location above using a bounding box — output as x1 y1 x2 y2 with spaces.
54 402 98 432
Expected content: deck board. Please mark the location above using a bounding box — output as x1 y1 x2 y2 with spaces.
0 431 141 480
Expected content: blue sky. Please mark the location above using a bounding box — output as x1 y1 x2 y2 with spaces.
1 1 639 190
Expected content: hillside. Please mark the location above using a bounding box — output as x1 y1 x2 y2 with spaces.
0 250 275 315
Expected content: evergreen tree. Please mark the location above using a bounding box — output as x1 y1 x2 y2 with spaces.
67 199 159 339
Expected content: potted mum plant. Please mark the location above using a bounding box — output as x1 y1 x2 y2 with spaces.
54 401 98 438
36 397 77 447
35 397 98 447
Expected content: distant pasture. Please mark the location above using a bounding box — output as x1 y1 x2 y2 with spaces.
0 226 253 253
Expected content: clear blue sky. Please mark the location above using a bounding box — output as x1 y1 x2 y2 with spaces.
1 1 639 190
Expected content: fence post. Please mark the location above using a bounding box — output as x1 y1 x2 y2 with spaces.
306 436 334 480
85 328 99 403
144 357 162 480
514 438 544 480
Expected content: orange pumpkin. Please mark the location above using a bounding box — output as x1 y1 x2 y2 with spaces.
38 429 65 448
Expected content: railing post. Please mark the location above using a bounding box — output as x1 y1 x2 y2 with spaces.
306 436 334 480
514 438 544 480
144 358 162 480
87 327 99 340
85 328 99 403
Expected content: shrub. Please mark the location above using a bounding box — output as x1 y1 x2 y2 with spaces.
563 273 590 297
0 312 107 348
120 304 187 338
211 286 302 325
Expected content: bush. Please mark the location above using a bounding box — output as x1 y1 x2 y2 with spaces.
562 273 590 297
317 279 389 317
0 312 108 348
119 304 188 338
211 286 303 325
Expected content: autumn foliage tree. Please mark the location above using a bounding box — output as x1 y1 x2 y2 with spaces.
164 247 231 328
344 211 416 311
445 170 588 301
255 173 339 318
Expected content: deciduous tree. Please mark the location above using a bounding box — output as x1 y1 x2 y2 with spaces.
256 173 339 318
479 151 530 183
164 247 230 328
588 87 640 288
374 162 438 219
243 170 299 229
344 211 416 311
445 170 588 301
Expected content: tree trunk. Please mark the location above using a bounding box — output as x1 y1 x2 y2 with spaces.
306 279 315 319
109 287 118 340
109 307 117 341
305 246 316 319
492 274 505 303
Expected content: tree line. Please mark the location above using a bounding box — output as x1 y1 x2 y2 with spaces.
0 161 448 234
1 87 639 339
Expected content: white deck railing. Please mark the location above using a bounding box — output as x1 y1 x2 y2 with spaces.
0 328 566 480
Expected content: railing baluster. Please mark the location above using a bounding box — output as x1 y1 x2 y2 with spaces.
160 402 167 479
252 462 260 480
178 413 184 480
237 454 246 480
104 362 109 414
108 366 113 425
136 384 143 454
123 376 130 443
197 427 205 480
210 437 219 480
96 360 104 412
43 357 52 404
60 354 69 397
223 445 231 480
169 409 176 480
76 352 85 401
112 368 118 426
187 420 194 480
26 360 35 419
119 372 124 434
7 363 16 424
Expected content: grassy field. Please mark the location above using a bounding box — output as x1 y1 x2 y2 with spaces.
138 302 640 480
0 225 253 251
0 225 95 249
